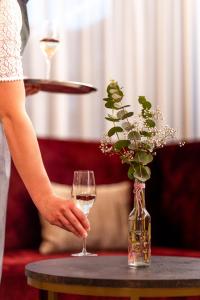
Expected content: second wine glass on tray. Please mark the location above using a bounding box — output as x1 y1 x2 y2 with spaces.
39 20 60 79
71 170 97 256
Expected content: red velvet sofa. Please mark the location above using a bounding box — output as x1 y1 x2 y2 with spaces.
1 138 200 300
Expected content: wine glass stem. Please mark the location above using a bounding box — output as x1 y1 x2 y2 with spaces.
82 237 87 255
46 58 51 79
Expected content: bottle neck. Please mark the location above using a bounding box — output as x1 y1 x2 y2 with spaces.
133 180 146 209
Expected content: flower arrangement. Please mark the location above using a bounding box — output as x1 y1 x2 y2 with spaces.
100 80 179 182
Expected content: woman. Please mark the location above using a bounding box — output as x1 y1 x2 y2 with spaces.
0 0 89 279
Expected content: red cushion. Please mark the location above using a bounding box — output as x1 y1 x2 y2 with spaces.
38 139 128 185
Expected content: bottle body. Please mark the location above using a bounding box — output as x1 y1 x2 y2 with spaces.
128 181 151 267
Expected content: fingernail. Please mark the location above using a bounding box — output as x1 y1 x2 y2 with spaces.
83 232 88 238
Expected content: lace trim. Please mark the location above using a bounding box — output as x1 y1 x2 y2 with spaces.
0 0 24 81
0 76 24 82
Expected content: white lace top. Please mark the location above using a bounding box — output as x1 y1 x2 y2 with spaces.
0 0 23 81
0 0 24 281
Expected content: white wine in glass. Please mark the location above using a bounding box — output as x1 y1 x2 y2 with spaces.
71 170 97 256
39 20 60 79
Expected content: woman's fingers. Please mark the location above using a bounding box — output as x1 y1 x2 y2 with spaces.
58 215 82 238
63 206 88 238
42 197 90 238
71 205 90 231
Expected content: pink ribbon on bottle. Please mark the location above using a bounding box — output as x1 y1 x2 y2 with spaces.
134 181 145 216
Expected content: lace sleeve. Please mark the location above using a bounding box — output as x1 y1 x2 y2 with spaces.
0 0 24 81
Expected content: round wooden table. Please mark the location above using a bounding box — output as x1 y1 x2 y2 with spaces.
25 255 200 300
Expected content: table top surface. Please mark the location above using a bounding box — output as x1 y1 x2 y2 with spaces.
25 255 200 288
24 79 97 94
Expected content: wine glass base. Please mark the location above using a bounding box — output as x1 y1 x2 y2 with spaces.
71 251 97 257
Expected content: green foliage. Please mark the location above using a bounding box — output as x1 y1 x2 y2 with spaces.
128 165 135 180
133 164 151 182
145 119 156 128
138 96 152 110
128 131 141 140
114 104 131 110
105 100 115 109
102 81 155 182
128 163 151 182
105 115 121 122
121 112 134 120
114 140 131 151
122 122 134 131
132 150 153 165
101 80 176 183
140 131 153 137
108 126 123 137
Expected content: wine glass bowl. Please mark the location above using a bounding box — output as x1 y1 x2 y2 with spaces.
39 20 60 79
71 170 97 256
40 38 60 60
75 194 95 216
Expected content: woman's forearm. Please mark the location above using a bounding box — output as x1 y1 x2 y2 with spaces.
2 110 53 208
2 110 89 237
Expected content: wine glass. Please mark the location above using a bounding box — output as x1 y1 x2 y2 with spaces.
39 20 60 79
71 170 97 256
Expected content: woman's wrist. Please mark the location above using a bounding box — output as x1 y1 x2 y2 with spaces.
29 176 55 210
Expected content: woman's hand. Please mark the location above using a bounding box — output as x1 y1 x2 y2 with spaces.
38 195 90 238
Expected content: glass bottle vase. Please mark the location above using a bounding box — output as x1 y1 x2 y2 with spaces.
128 180 151 267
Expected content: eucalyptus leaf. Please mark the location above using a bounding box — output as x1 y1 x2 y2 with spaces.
114 140 130 151
105 100 115 109
128 131 141 140
108 126 123 137
114 104 131 110
128 165 135 180
140 131 153 137
117 110 128 119
138 96 147 105
122 122 134 131
138 96 152 110
106 114 121 122
107 82 124 101
109 89 123 99
145 119 156 128
128 143 136 150
133 150 153 165
121 155 131 164
121 112 134 120
112 93 123 101
142 109 153 119
116 110 133 120
107 83 116 93
105 116 120 122
103 97 111 102
140 142 152 151
134 164 151 182
109 89 118 94
144 101 152 110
